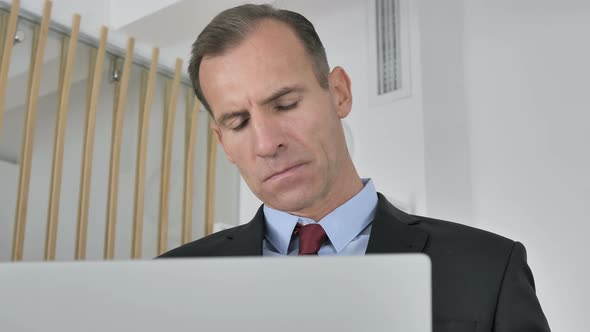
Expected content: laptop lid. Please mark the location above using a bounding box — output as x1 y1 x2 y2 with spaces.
0 254 431 332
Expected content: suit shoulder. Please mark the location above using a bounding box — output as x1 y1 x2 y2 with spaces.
416 214 513 244
412 214 516 258
158 224 248 258
410 215 522 298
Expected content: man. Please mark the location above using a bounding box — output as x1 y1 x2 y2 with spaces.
161 4 550 331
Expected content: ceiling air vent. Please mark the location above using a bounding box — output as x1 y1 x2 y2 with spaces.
376 0 400 95
369 0 411 104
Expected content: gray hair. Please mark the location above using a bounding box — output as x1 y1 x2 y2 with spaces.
187 4 330 115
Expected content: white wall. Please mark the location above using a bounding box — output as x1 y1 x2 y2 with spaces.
418 0 589 329
109 0 181 30
463 1 590 330
419 0 474 225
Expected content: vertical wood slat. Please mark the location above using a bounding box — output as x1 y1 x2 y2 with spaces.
157 58 182 255
86 48 96 111
0 0 20 138
74 47 98 260
45 14 80 261
56 35 68 109
75 26 108 260
104 38 134 260
11 0 52 262
131 70 146 258
131 47 159 259
161 79 170 245
163 81 170 141
204 119 217 236
181 90 200 244
0 11 8 60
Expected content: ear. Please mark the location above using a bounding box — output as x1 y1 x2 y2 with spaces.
211 120 235 164
328 66 353 119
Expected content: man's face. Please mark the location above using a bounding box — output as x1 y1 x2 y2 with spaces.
199 20 353 215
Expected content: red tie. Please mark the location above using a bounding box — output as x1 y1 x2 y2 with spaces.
294 223 328 255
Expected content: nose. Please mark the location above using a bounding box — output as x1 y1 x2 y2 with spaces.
251 113 285 158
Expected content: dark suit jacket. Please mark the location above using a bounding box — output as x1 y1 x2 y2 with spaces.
160 193 550 332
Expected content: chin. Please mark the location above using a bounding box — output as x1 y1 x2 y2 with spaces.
261 187 318 214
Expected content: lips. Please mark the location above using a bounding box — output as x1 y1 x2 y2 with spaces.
264 163 305 182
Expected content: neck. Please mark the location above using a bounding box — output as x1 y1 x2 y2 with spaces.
290 161 364 221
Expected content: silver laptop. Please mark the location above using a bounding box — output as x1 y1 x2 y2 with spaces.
0 255 431 332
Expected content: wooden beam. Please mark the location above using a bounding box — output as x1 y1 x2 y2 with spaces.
104 37 134 260
181 90 200 244
45 14 80 261
157 58 182 255
205 118 217 236
75 26 108 260
12 0 52 262
0 0 20 139
131 47 159 259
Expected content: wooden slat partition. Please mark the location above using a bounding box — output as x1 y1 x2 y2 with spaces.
11 0 52 262
205 119 217 236
104 38 135 260
131 47 159 259
1 1 206 261
181 89 200 244
0 0 20 138
0 11 7 58
56 35 67 106
157 58 182 255
45 14 80 261
86 48 96 110
75 26 108 260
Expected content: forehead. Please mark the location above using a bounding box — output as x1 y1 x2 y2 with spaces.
199 20 318 115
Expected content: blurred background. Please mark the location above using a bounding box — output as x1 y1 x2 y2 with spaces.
0 0 587 331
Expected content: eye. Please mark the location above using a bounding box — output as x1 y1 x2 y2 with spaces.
275 101 298 111
230 118 249 132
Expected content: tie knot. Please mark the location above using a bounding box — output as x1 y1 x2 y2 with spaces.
294 223 327 255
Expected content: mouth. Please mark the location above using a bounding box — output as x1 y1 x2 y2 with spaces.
264 163 305 182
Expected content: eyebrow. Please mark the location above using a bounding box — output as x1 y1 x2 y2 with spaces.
260 85 305 105
217 85 305 126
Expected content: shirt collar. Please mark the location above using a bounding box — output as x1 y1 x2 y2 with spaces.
263 178 378 254
263 204 300 255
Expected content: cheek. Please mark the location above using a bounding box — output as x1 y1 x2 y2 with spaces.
309 112 345 168
297 104 339 149
289 99 330 133
223 135 256 173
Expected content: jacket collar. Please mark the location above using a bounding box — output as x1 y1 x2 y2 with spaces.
365 193 428 254
221 193 428 255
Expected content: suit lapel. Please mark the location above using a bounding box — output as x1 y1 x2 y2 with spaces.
217 205 265 256
365 193 428 254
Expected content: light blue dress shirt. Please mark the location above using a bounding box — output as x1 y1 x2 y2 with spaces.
262 179 378 256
